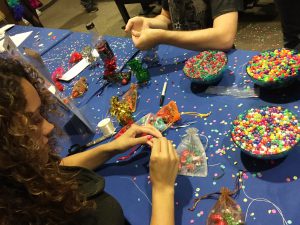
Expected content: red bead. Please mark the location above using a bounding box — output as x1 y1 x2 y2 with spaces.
69 52 83 63
121 78 128 85
216 220 228 225
55 81 64 92
210 213 223 222
182 150 190 157
72 91 79 98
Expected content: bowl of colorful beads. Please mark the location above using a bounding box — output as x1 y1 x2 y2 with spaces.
246 48 300 89
231 106 300 159
183 50 227 85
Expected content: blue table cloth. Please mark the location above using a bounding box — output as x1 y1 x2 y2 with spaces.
6 25 72 55
42 32 139 105
95 48 300 225
28 26 300 225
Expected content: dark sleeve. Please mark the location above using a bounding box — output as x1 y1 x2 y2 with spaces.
61 166 125 225
161 0 169 11
211 0 238 19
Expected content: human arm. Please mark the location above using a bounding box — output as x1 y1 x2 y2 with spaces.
150 138 179 225
125 9 171 33
60 124 162 170
131 11 238 51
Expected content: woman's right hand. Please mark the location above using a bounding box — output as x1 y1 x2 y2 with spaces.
150 137 179 191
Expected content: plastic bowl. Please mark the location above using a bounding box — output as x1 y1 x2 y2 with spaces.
231 106 300 159
183 51 227 85
246 48 300 89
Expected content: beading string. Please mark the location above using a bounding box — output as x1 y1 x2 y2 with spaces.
97 118 116 136
189 170 290 225
181 111 212 118
188 170 245 211
241 175 289 225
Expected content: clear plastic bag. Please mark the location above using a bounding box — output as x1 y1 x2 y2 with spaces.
207 187 245 225
135 113 167 132
204 86 258 98
176 128 208 177
142 46 160 68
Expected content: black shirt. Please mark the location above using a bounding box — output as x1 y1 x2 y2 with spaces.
61 166 125 225
161 0 237 30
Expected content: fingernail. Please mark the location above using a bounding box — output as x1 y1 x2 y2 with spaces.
147 135 153 140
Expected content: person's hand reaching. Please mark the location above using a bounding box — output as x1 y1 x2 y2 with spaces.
150 137 179 191
111 124 162 152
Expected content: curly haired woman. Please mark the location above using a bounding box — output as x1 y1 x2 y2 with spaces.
0 55 179 225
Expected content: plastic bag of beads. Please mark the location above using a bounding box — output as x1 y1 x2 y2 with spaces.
114 113 167 140
142 46 160 68
121 83 138 112
207 187 245 225
156 101 181 124
135 113 167 132
176 128 207 177
127 59 150 83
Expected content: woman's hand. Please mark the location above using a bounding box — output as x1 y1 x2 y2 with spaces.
61 124 162 170
150 137 179 191
149 138 179 225
111 124 162 152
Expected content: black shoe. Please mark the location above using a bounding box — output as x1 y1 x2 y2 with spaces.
86 6 98 13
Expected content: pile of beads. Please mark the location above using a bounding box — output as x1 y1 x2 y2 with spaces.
179 149 206 174
232 106 300 158
183 50 227 82
247 48 300 86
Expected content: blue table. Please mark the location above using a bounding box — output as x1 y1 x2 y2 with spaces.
95 48 300 225
16 26 300 225
6 25 72 55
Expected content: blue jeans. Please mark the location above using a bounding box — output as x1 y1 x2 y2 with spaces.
80 0 95 10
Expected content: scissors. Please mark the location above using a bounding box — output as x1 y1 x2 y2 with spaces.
67 132 116 156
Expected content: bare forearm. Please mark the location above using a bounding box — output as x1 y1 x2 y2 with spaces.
154 11 238 51
147 15 171 30
60 142 117 170
157 28 234 50
150 187 175 225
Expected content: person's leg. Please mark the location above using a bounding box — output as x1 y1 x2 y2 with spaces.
21 0 43 27
274 0 300 50
22 8 43 27
81 0 98 13
0 1 19 24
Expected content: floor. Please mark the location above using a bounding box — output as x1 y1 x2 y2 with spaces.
38 0 283 51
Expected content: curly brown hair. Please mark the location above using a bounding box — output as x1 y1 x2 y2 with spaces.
0 55 93 225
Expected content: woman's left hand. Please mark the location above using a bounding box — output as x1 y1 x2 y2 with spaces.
111 124 162 152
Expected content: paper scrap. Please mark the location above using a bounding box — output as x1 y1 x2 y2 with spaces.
10 31 33 47
0 30 32 52
59 58 90 81
0 24 15 35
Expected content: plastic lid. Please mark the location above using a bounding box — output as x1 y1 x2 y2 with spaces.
86 22 95 30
